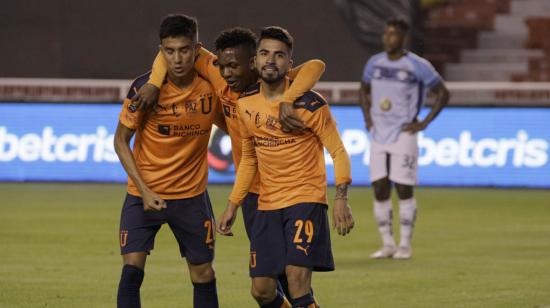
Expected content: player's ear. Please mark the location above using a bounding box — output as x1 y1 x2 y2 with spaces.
194 42 203 53
250 56 256 71
289 58 293 68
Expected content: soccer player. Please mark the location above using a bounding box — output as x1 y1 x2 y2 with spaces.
114 14 225 308
359 18 450 259
134 27 326 302
217 26 354 308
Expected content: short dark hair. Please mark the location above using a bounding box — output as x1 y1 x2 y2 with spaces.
259 26 293 53
386 18 410 33
215 27 257 55
159 14 198 42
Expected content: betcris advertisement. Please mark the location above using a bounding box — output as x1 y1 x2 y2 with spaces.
0 103 549 187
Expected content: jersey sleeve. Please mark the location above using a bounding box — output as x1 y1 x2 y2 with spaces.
362 57 376 84
148 52 168 88
228 103 257 204
282 59 325 103
212 95 228 133
299 100 352 185
119 98 140 130
413 57 442 89
194 48 227 93
119 74 150 129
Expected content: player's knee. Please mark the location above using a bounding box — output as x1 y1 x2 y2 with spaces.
372 178 391 201
250 282 276 305
119 264 145 287
285 266 310 295
189 263 216 283
395 184 413 200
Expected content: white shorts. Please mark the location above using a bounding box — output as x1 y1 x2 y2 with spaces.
369 132 418 186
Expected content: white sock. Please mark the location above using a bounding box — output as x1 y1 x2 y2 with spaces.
399 197 417 248
373 199 396 247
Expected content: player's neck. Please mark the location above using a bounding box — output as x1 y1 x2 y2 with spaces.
260 79 286 101
168 70 196 89
387 49 406 61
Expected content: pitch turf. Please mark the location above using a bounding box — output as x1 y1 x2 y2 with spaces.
0 183 549 307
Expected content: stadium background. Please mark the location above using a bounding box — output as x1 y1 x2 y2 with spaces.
1 0 550 307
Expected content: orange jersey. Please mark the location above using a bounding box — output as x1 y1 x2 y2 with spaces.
149 49 325 195
119 72 221 199
230 80 352 210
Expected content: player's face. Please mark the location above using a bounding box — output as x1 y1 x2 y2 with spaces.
255 39 292 84
382 25 405 54
160 36 200 78
217 46 256 92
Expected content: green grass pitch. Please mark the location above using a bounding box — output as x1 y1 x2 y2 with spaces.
1 183 549 307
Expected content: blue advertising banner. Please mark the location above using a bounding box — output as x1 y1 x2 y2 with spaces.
1 103 549 187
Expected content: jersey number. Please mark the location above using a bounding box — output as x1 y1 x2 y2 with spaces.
204 220 214 244
293 220 314 244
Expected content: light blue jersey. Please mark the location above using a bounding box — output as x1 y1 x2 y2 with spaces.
362 51 442 144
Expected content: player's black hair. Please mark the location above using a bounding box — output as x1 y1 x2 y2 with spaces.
386 18 410 33
258 26 293 53
159 14 198 42
215 27 257 55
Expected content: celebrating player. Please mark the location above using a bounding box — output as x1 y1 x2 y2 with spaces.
359 18 450 259
114 14 225 308
217 26 354 308
134 26 326 303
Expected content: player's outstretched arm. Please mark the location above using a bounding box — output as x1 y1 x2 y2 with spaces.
279 59 326 132
217 136 258 236
114 122 166 211
359 82 373 131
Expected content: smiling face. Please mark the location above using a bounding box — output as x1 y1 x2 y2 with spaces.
216 45 257 92
160 35 200 79
255 38 292 84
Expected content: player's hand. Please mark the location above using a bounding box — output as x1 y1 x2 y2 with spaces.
279 102 305 133
332 199 354 236
402 121 427 134
216 201 239 236
130 83 160 111
141 188 167 212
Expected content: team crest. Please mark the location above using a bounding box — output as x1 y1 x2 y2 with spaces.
379 97 392 111
266 115 278 131
254 112 262 128
120 230 128 247
250 251 257 268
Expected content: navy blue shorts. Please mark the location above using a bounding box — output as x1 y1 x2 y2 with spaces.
241 192 259 240
118 191 215 265
249 202 334 277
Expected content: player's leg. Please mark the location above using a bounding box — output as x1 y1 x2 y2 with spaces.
117 194 164 308
167 191 218 308
389 132 419 259
370 141 397 258
284 203 334 307
242 192 293 300
394 183 416 259
249 209 290 307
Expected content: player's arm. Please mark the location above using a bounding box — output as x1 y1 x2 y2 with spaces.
216 115 258 236
194 47 228 92
304 103 354 236
359 82 373 131
279 59 326 132
131 52 166 110
115 97 166 211
403 81 450 133
359 58 375 131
